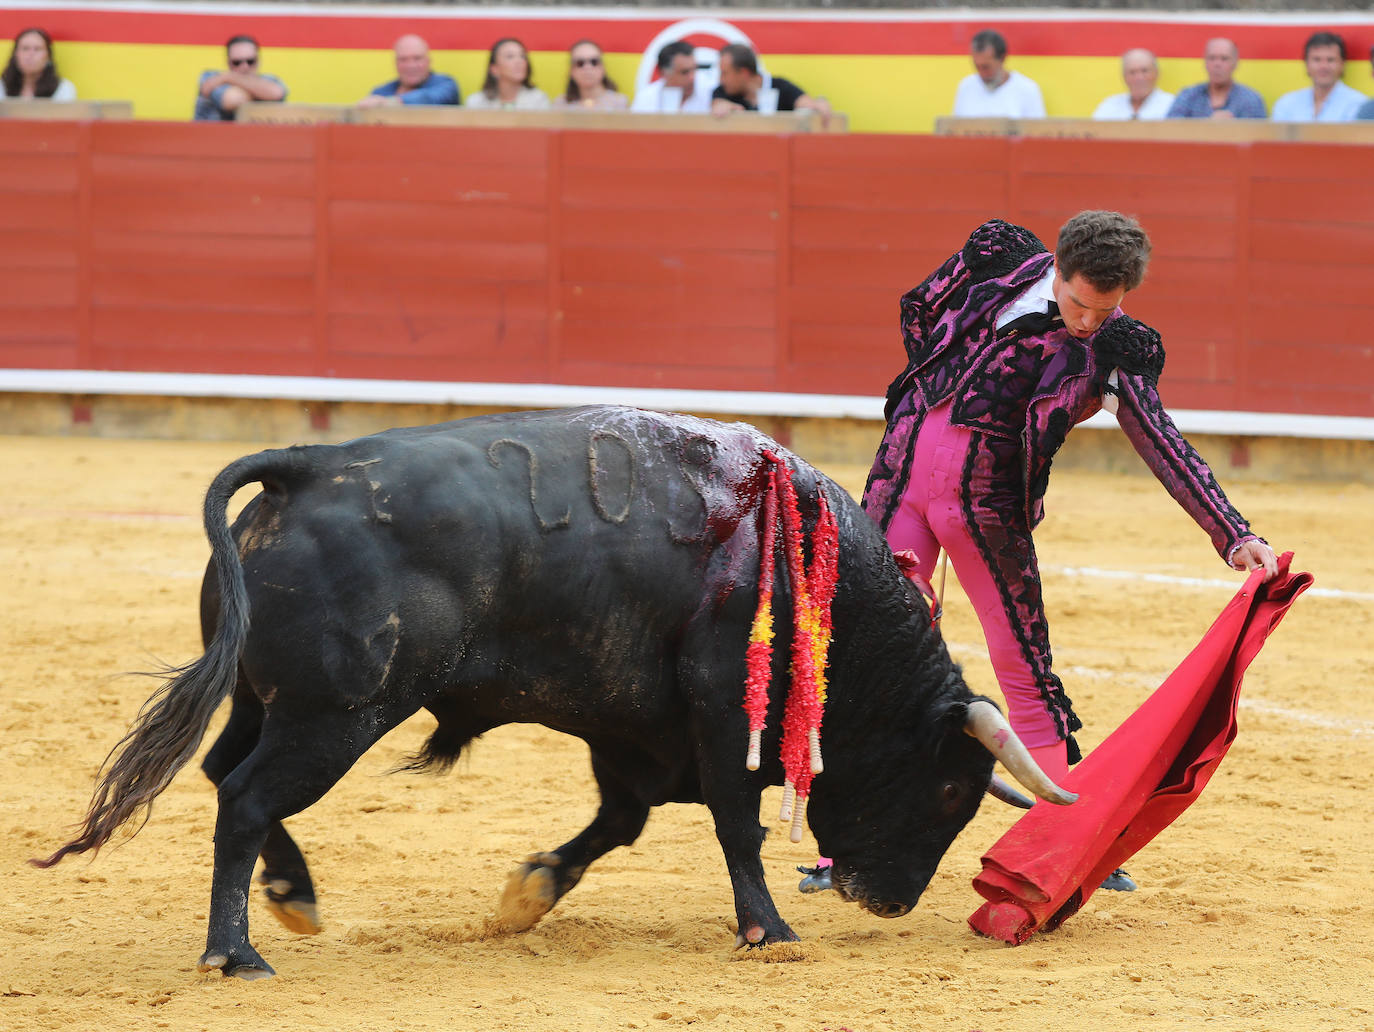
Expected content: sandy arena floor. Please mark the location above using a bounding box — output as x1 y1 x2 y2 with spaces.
1 430 1371 1032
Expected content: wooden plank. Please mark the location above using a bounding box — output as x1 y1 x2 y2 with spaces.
329 238 547 281
89 231 314 277
0 306 78 343
91 153 316 197
0 231 78 270
91 268 314 313
788 285 895 329
560 207 777 251
792 134 1009 172
326 314 548 375
324 159 549 206
559 283 776 329
328 277 547 320
791 208 1001 251
1017 173 1240 219
89 191 315 238
91 120 316 161
328 199 547 244
561 165 780 213
0 267 79 307
1250 179 1374 225
1249 141 1374 181
0 153 80 193
787 324 897 386
0 119 80 154
791 166 1007 211
326 123 549 166
1249 220 1374 266
0 191 77 233
560 246 775 290
560 321 777 370
561 130 787 174
91 307 316 357
791 247 937 291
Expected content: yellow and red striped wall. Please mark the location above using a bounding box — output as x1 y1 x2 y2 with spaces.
1 3 1373 132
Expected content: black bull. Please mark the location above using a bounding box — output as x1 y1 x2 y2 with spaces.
38 406 1069 978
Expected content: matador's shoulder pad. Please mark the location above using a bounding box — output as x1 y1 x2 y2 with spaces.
1094 315 1166 384
960 219 1049 279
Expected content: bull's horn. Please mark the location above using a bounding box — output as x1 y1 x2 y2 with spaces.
964 700 1077 806
987 775 1034 809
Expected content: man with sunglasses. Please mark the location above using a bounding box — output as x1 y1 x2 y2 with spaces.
194 34 288 121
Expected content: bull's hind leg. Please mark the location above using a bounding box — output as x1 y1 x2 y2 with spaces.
498 744 651 932
198 700 415 980
202 684 322 935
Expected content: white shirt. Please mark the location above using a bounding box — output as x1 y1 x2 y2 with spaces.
2 78 76 101
465 87 550 111
1092 88 1175 121
997 264 1122 414
630 72 715 114
952 70 1046 118
1271 81 1368 122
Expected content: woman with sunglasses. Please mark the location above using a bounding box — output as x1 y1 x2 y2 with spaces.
466 38 549 110
555 40 627 111
1 27 76 101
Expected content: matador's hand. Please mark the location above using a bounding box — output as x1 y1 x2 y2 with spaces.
1230 539 1279 582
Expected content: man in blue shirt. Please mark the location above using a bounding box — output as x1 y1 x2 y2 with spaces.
358 34 459 108
1166 37 1267 119
1272 32 1367 122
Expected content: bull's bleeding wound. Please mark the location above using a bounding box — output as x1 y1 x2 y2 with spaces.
741 450 840 836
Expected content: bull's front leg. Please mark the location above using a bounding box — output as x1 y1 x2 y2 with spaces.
705 786 798 948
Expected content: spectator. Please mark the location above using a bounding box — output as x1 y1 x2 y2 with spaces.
710 43 832 126
952 29 1045 119
194 34 287 121
465 38 550 110
630 40 713 114
1359 48 1374 120
1092 48 1174 120
357 34 458 108
1 27 76 100
554 40 627 111
1271 32 1367 123
1166 38 1266 119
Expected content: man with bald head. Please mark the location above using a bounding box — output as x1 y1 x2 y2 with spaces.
1166 37 1266 118
358 34 459 107
1092 49 1174 119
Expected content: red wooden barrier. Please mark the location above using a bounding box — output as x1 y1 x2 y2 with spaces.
1 121 1370 418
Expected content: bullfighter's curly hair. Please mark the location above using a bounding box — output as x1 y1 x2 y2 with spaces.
1055 210 1151 293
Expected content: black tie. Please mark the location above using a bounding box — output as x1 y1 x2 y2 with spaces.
1000 300 1062 337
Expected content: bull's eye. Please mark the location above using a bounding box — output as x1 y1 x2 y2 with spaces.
940 780 965 814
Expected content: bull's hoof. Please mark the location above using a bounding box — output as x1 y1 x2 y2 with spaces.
496 853 561 932
259 873 323 934
733 923 800 949
197 946 276 981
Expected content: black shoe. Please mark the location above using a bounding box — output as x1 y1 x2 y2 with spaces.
796 864 834 894
1099 867 1137 892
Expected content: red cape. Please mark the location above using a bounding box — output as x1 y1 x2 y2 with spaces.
968 552 1312 945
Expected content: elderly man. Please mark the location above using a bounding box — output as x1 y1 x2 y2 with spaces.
358 34 458 107
194 34 287 121
952 29 1046 118
1166 38 1266 119
1092 48 1175 120
1272 32 1367 122
710 43 831 125
631 40 712 114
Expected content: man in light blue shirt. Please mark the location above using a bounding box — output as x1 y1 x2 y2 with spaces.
357 34 459 108
1272 32 1367 122
1353 46 1374 119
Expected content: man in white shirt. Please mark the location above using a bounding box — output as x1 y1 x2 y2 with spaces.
1271 31 1368 122
952 29 1046 118
1092 49 1175 120
630 40 713 114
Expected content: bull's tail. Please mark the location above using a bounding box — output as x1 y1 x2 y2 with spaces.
33 448 311 868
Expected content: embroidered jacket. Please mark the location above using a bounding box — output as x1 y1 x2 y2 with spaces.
863 219 1260 564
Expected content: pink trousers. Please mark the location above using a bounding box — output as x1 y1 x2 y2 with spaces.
883 402 1065 753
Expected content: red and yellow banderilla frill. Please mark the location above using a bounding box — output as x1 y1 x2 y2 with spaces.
741 450 840 843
